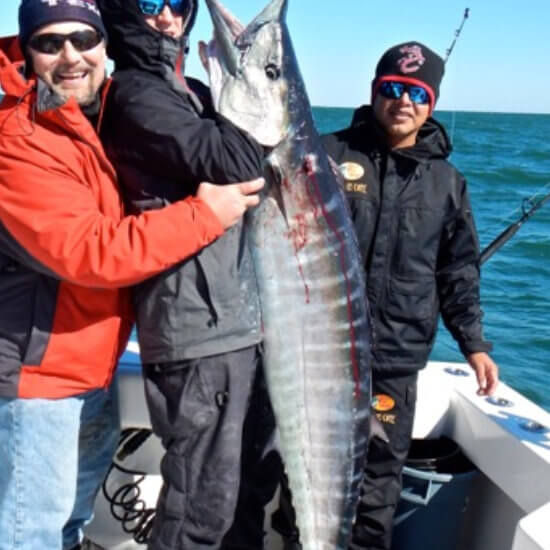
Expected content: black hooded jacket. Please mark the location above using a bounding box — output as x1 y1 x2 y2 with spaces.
97 0 264 363
322 106 492 372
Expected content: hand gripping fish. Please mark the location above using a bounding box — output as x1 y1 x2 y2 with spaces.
203 1 372 548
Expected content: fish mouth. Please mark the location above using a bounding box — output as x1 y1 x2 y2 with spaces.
204 0 241 77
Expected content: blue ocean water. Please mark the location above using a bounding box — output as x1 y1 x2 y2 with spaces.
313 107 550 412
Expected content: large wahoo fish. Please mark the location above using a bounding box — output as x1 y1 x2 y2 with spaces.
204 1 372 548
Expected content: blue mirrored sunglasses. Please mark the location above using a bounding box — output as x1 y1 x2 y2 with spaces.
379 81 430 105
137 0 190 16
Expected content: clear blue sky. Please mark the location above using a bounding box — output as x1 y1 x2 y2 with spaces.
1 0 549 113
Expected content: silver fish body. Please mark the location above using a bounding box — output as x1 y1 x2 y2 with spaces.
204 1 372 548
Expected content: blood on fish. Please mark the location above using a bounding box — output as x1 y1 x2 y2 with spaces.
284 213 311 303
286 213 308 251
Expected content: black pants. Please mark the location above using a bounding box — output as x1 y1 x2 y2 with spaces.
143 346 280 550
350 371 417 550
272 371 418 550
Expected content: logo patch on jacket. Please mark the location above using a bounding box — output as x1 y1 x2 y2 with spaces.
372 394 395 412
339 162 365 181
339 162 368 195
372 394 397 424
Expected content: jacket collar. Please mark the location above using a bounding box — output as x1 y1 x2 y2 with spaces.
99 0 200 99
101 0 186 78
350 104 452 162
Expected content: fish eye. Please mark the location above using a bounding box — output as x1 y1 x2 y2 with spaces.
265 63 281 80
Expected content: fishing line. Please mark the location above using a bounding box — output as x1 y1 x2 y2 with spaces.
443 8 469 144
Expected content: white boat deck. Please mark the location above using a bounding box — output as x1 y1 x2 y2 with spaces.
415 362 550 550
85 353 550 550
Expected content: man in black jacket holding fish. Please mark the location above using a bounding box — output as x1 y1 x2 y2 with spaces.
319 42 500 550
96 1 279 549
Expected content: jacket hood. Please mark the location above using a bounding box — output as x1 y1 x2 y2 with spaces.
0 35 33 98
97 0 197 74
0 36 24 64
351 104 452 162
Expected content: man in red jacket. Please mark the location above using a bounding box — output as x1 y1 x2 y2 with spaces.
0 1 263 549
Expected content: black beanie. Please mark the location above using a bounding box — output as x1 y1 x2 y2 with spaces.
372 42 444 112
19 0 106 52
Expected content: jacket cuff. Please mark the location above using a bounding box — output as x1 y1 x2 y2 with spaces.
459 339 493 357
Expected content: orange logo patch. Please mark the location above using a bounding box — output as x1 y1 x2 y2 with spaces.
372 394 396 412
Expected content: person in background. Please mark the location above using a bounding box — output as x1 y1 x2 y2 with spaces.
96 1 279 549
0 1 262 549
274 41 499 550
325 41 499 550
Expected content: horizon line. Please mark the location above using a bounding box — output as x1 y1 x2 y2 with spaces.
312 105 550 116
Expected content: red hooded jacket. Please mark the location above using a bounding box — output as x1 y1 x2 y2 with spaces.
0 36 224 398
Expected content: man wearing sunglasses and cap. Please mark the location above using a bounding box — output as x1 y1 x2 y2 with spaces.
95 1 279 549
0 1 264 549
273 42 500 550
324 42 499 550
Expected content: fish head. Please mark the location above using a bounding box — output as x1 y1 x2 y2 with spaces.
204 0 292 147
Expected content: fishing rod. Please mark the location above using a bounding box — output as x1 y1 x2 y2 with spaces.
444 8 469 142
444 8 470 64
480 188 550 265
442 10 548 264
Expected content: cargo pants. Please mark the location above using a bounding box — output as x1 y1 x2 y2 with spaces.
143 345 279 550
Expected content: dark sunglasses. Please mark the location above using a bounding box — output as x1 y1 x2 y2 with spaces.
378 81 430 105
137 0 191 16
28 29 103 55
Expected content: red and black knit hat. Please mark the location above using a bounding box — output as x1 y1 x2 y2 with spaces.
372 42 444 112
19 0 106 51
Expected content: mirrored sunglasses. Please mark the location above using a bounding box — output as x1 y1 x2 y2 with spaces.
137 0 191 16
379 81 430 105
28 29 103 55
